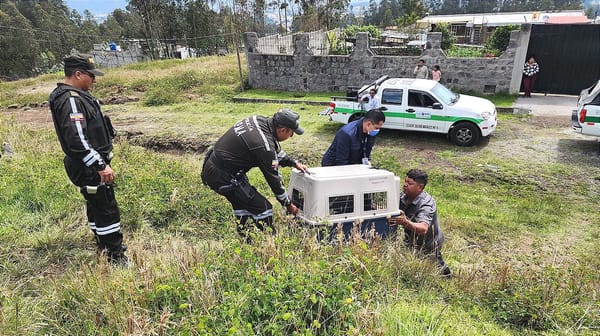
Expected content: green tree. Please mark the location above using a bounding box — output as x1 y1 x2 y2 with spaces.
440 0 463 14
430 22 456 50
464 0 497 13
295 0 350 31
381 8 394 27
364 0 380 25
0 1 39 79
398 0 426 27
16 0 81 64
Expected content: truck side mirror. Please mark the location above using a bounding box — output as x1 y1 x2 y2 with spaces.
432 102 443 110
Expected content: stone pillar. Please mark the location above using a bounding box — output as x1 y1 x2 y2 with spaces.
427 32 442 49
293 33 313 56
351 32 374 57
292 33 313 91
423 32 445 58
509 25 531 94
244 32 259 88
244 32 258 53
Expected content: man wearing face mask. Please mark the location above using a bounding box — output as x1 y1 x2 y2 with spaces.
321 109 385 167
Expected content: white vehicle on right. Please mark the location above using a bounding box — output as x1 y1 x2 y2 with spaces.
572 79 600 140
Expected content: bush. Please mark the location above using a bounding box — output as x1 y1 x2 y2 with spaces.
486 25 519 55
446 45 485 57
342 25 381 40
430 23 456 50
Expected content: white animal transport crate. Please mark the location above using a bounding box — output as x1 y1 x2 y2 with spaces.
288 165 402 238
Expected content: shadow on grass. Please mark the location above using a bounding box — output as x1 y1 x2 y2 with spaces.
378 129 491 151
557 138 600 168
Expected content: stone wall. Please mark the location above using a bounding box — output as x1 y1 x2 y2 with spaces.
244 27 530 94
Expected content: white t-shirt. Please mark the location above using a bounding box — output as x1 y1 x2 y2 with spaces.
365 95 380 111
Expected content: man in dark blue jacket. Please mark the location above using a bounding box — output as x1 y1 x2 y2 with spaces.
322 109 385 166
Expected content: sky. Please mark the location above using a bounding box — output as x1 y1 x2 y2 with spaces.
65 0 371 21
65 0 127 21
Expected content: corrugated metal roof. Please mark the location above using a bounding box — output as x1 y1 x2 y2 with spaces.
417 10 588 26
546 16 590 24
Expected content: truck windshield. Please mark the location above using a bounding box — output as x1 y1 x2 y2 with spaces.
431 83 459 105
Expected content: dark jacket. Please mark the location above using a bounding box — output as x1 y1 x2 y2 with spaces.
49 83 114 171
321 118 375 166
208 115 297 206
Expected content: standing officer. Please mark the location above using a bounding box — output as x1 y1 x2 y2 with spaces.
321 109 385 167
201 109 309 240
49 54 127 264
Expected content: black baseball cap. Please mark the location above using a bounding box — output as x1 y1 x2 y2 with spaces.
64 54 104 76
273 108 304 135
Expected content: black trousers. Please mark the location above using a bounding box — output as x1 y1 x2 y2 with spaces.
64 156 123 253
201 158 275 236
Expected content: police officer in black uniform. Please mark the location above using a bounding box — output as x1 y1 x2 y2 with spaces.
201 109 309 239
49 54 127 264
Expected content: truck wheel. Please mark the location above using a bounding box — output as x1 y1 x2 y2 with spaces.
449 122 480 146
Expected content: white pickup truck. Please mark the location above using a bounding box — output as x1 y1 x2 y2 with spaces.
324 76 498 146
572 79 600 146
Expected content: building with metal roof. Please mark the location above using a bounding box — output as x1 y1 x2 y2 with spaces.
417 10 590 45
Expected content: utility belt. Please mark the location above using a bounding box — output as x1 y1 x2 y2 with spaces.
204 148 255 199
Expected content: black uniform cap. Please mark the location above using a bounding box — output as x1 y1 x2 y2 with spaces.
64 54 104 76
273 108 304 135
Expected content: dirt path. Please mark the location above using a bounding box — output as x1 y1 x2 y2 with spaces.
512 93 578 117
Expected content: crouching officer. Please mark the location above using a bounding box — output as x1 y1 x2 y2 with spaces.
49 54 128 264
201 109 309 240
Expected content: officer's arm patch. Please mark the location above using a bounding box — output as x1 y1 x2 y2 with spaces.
70 113 84 122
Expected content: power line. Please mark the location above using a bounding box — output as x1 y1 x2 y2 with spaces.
0 24 235 43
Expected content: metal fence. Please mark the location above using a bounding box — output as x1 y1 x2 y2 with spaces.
256 30 332 55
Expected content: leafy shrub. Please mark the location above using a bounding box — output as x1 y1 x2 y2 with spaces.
446 45 485 57
342 25 381 40
486 25 519 55
329 25 381 55
143 87 178 106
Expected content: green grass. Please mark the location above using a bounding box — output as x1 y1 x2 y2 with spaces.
236 89 344 101
0 55 599 335
237 88 517 108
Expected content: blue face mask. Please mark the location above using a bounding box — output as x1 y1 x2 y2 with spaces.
368 129 380 137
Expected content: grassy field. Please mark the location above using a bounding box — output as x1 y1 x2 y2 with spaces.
0 54 599 335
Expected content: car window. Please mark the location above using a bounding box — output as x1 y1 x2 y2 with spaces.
408 90 438 108
431 83 458 105
381 89 403 105
592 92 600 106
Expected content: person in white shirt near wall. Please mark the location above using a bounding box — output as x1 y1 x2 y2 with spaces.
414 59 429 79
